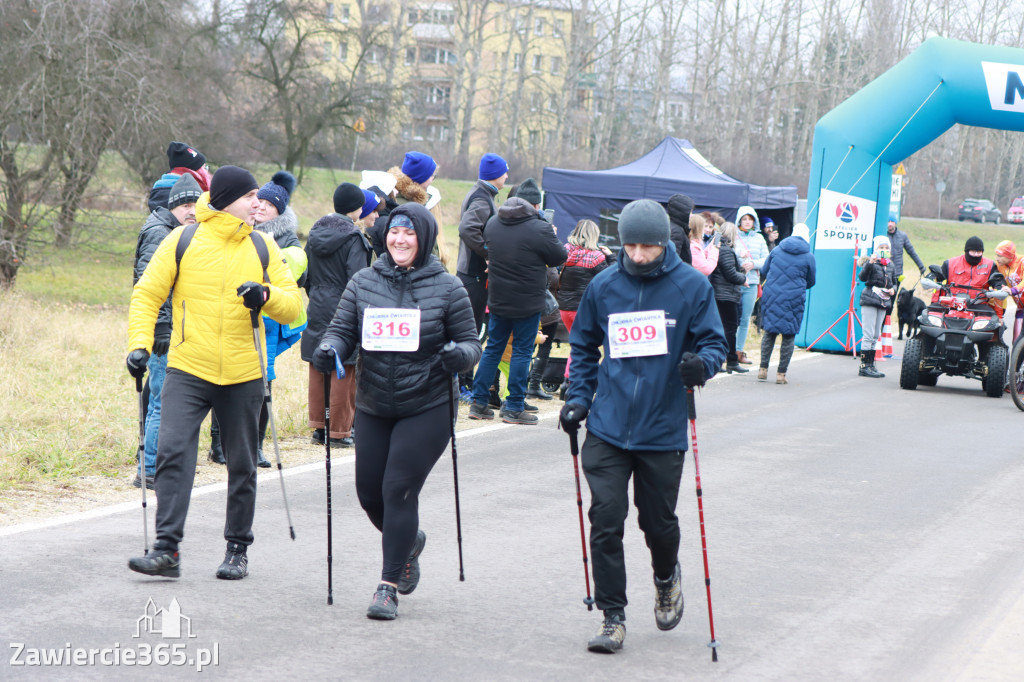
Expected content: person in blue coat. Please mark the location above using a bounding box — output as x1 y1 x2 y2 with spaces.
558 199 728 654
757 223 816 384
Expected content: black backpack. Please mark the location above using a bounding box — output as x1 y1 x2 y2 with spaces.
172 223 269 289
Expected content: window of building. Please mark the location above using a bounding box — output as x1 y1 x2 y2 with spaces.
340 4 349 23
407 8 418 23
367 45 384 64
513 53 521 72
529 130 539 150
322 42 331 61
553 19 564 37
535 18 544 36
548 94 558 111
425 85 451 103
546 130 556 146
550 56 561 75
405 46 416 65
365 4 388 24
339 41 348 61
414 122 449 141
532 55 542 73
420 46 457 64
530 91 541 110
326 2 334 21
513 15 526 33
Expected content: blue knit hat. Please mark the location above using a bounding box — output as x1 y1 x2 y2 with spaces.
257 170 296 216
402 151 437 184
479 153 509 181
359 189 383 219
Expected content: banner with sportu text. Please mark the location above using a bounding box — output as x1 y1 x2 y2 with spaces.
814 189 876 251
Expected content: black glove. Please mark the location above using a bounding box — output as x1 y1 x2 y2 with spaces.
439 343 462 373
126 349 150 378
919 266 927 276
237 281 269 310
559 403 589 433
312 343 336 374
152 322 171 357
678 352 705 388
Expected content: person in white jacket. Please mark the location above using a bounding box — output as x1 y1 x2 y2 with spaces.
734 205 769 363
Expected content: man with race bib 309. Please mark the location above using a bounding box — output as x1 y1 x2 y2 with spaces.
312 203 482 621
559 199 728 654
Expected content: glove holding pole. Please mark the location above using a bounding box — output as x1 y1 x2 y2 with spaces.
558 402 594 610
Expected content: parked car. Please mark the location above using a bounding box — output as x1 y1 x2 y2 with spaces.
1008 197 1024 224
957 198 1001 223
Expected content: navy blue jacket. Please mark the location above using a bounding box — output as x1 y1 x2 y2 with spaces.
759 236 816 335
566 247 728 451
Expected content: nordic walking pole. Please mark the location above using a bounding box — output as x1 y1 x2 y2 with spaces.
568 428 595 610
443 341 465 581
135 375 150 556
320 344 342 605
687 387 719 662
248 307 296 540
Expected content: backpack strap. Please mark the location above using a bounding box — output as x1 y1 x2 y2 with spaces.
172 223 270 290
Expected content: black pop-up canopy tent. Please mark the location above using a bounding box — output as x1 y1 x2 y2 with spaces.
542 137 799 245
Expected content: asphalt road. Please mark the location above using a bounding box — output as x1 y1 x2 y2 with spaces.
3 343 1024 681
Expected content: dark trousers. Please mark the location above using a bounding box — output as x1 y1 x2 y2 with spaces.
353 402 451 583
581 433 685 615
457 273 488 389
154 369 263 549
716 299 740 364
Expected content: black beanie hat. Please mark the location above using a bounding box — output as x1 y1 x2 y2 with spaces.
209 165 258 211
334 182 365 215
166 142 206 171
965 236 984 253
515 177 542 205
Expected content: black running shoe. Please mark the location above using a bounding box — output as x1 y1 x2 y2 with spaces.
132 473 155 490
587 615 626 653
654 563 684 631
215 542 248 580
366 583 399 620
397 530 426 595
128 546 180 578
500 408 538 425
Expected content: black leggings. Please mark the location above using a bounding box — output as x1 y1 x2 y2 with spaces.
715 299 740 364
354 402 452 583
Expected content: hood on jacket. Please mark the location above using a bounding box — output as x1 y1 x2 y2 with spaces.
666 195 694 226
307 213 360 257
736 205 760 231
255 206 300 249
497 196 540 223
141 206 180 234
383 203 438 270
779 234 811 255
388 166 429 205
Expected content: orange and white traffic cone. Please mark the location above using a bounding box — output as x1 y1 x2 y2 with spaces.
876 315 894 361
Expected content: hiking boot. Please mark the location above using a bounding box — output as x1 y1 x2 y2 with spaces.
215 542 249 580
858 351 884 378
653 563 684 631
776 372 788 384
587 614 626 653
207 445 225 465
757 367 768 381
500 408 538 425
726 362 749 374
526 380 554 400
128 545 180 578
256 448 271 468
366 583 399 620
397 530 426 595
736 351 753 365
132 473 155 490
468 402 495 420
524 401 538 412
311 428 325 445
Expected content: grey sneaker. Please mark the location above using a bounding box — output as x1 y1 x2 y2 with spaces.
128 546 180 578
366 583 399 620
215 542 249 580
397 530 426 595
654 563 684 631
500 408 538 425
468 402 495 420
587 615 626 653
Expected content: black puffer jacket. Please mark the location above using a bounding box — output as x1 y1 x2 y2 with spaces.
368 194 399 257
556 244 609 312
133 207 180 339
666 195 694 265
301 213 371 363
484 197 567 318
320 204 482 418
709 244 746 303
859 258 897 311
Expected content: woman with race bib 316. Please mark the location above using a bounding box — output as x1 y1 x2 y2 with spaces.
312 203 481 620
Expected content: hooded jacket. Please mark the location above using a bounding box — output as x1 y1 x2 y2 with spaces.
483 197 567 318
735 205 769 285
301 212 371 363
133 207 181 341
708 243 747 303
556 243 609 312
759 235 817 335
456 179 500 277
858 258 897 310
566 246 728 451
128 193 303 385
665 196 693 265
320 204 482 418
255 207 308 378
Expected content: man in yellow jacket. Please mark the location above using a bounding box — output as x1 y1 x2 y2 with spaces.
125 165 302 580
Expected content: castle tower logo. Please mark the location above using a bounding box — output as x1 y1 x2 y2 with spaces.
134 598 196 639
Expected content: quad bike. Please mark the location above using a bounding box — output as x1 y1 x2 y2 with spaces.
1008 333 1024 411
899 272 1009 397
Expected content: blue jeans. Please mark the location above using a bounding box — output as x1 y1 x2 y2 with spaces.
143 352 168 475
736 283 758 353
471 312 541 413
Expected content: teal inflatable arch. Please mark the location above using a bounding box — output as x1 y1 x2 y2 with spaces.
799 37 1024 351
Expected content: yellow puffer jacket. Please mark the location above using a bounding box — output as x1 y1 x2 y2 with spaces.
128 193 303 385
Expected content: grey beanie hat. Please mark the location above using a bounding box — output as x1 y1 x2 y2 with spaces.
167 173 202 210
617 199 671 246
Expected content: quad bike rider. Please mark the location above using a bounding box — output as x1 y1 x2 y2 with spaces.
900 236 1009 396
